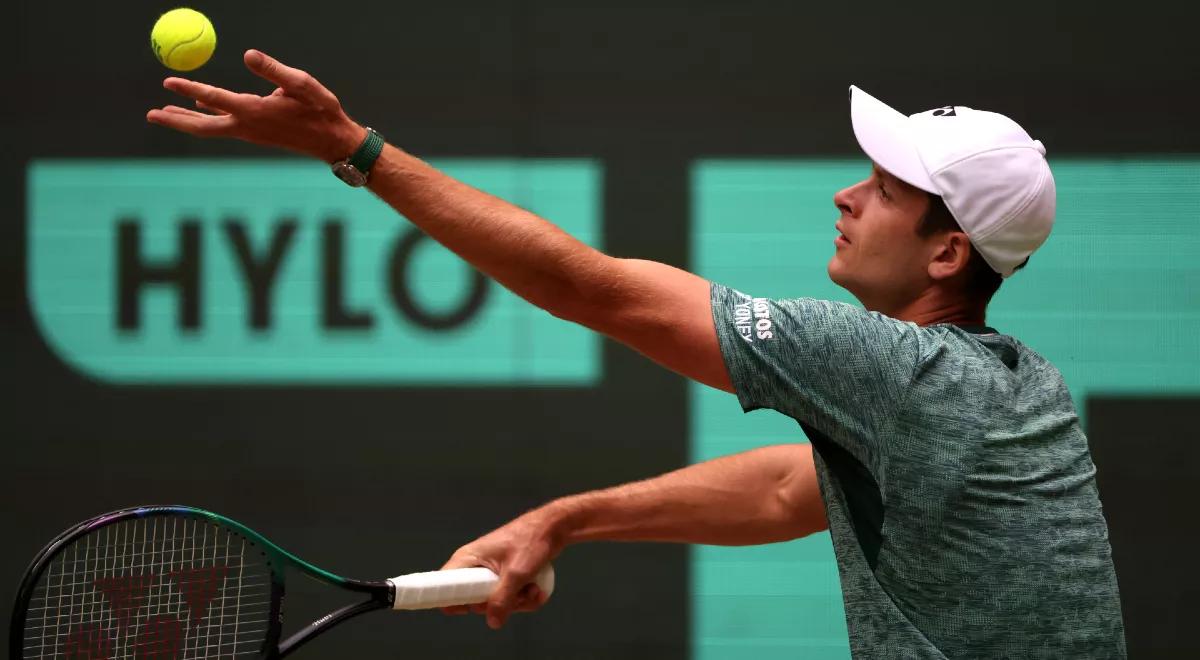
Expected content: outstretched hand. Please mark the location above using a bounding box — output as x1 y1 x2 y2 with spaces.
440 508 566 630
146 49 366 163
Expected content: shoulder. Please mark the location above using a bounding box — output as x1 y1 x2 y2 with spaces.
914 324 1015 360
913 327 1072 392
712 285 918 338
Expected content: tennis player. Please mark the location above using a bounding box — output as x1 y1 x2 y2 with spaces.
148 50 1126 658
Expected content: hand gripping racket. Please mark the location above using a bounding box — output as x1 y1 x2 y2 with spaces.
10 505 554 659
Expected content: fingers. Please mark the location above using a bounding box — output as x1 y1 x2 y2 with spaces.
439 600 488 616
161 105 210 119
146 108 235 137
163 103 229 120
195 99 229 116
484 581 547 628
445 591 538 619
486 568 533 630
440 577 544 625
243 49 336 106
513 584 547 612
244 50 305 88
163 78 253 114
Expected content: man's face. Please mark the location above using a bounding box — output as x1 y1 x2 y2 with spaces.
827 165 936 313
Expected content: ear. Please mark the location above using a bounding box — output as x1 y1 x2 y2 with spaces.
927 232 972 281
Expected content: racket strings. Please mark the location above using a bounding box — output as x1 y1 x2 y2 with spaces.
21 516 274 659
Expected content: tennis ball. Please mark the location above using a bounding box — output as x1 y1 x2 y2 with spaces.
151 8 216 72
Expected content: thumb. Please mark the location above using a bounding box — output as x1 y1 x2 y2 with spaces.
439 554 482 571
243 49 318 101
244 49 265 69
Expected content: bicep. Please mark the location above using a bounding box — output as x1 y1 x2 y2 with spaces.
574 258 734 393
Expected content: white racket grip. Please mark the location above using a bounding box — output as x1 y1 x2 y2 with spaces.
387 564 555 611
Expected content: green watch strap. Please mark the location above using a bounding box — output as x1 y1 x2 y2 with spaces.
348 128 385 175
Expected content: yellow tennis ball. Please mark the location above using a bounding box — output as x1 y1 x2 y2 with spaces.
151 8 216 72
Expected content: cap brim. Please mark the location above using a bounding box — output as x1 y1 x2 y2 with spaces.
850 85 938 193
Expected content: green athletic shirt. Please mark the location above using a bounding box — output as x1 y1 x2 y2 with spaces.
710 283 1127 659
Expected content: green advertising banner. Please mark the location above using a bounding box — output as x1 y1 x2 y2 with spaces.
28 159 601 384
691 159 1200 659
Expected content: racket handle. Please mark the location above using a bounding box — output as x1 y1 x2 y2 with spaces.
387 564 555 610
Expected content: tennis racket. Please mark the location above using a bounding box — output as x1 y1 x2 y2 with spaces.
10 505 555 659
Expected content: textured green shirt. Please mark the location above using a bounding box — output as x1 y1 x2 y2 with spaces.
710 284 1126 659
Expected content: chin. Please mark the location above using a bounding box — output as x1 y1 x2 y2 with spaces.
827 257 846 287
827 259 866 304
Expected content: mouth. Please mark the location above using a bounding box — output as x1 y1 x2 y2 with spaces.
834 223 851 247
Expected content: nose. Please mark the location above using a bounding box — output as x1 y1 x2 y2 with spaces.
833 183 858 217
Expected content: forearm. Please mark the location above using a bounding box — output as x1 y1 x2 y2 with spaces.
150 61 620 325
366 143 612 318
543 444 826 548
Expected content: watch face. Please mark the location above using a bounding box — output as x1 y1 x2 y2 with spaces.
332 162 368 187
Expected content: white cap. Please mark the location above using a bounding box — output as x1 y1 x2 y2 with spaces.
849 85 1056 277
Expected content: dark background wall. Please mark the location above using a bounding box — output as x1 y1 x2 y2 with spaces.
4 2 1198 658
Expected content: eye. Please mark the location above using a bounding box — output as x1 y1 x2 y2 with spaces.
877 182 891 201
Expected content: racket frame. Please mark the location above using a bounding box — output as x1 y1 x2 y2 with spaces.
9 505 395 659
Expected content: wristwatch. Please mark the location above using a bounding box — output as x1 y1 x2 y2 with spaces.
331 127 385 187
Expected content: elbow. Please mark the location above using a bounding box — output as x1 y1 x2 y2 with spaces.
546 257 637 331
790 499 830 538
773 445 829 539
773 487 829 540
543 289 603 329
522 274 612 327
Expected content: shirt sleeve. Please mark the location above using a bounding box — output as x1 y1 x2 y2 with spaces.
710 282 924 465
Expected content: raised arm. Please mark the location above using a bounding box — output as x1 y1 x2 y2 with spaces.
146 50 733 392
366 147 734 389
441 443 827 628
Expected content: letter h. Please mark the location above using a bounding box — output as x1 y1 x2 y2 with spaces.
117 218 201 331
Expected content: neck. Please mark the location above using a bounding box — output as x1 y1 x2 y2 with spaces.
869 287 986 327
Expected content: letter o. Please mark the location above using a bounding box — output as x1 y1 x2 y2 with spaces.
389 228 489 330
